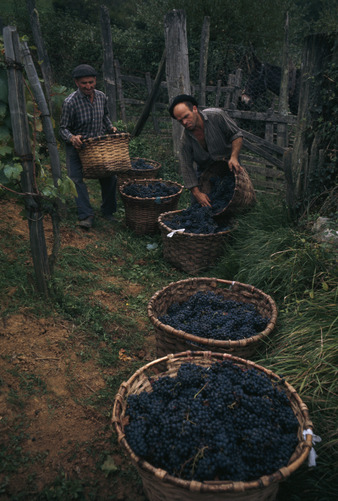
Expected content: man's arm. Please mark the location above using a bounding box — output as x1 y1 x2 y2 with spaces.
228 137 242 173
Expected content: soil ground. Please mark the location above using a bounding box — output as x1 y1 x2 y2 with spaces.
0 198 154 500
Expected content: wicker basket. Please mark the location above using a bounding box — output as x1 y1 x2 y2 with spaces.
147 277 278 359
119 179 183 235
113 351 313 501
199 161 256 218
158 210 233 275
117 157 161 187
78 133 132 178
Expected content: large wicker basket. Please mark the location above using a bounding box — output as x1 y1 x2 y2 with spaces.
158 210 233 275
147 277 278 359
119 179 183 235
78 133 132 178
117 157 161 187
113 351 313 501
199 161 256 218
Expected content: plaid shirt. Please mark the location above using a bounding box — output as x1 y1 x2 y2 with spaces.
59 89 113 143
178 108 243 189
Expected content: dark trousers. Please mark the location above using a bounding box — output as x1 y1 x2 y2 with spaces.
66 144 117 220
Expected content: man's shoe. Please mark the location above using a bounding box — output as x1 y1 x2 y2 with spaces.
78 216 94 228
102 214 118 223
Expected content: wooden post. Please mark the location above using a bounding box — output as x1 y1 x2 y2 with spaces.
145 72 160 133
279 12 289 116
21 40 61 272
132 49 166 138
114 59 126 123
4 25 50 297
198 16 210 107
215 80 222 107
26 0 53 116
288 33 337 214
20 41 61 184
100 5 117 122
277 12 290 148
164 9 191 159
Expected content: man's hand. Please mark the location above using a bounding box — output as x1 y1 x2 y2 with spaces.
191 186 211 207
70 134 83 149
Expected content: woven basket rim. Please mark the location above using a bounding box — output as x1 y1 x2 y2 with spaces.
112 351 313 494
80 132 130 147
158 210 234 238
147 277 278 348
119 179 184 201
130 157 161 170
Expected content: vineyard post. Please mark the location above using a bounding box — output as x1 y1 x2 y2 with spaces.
3 25 51 297
26 0 54 117
198 16 210 107
100 4 117 122
164 9 191 160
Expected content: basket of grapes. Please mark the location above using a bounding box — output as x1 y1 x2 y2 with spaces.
199 160 256 218
117 157 161 187
79 133 132 178
147 277 277 359
112 351 314 501
158 208 234 274
119 179 183 235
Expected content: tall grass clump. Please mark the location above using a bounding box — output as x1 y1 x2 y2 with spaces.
213 193 337 500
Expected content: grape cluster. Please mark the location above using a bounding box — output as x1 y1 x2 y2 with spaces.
123 182 179 198
158 291 269 341
163 206 231 234
206 172 235 215
132 158 156 170
125 360 299 482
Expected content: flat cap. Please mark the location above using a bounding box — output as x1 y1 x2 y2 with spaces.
168 94 198 118
72 64 97 78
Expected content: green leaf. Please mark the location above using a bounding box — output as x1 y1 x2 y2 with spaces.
0 145 12 156
3 163 23 180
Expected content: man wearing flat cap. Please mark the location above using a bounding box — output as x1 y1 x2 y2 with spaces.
60 64 117 228
168 94 243 207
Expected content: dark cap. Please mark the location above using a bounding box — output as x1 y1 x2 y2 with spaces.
168 94 198 118
72 64 97 78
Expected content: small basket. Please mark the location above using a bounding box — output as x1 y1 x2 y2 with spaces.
117 157 161 187
199 161 256 218
158 210 233 274
147 277 278 359
78 133 132 179
113 351 313 501
119 179 183 235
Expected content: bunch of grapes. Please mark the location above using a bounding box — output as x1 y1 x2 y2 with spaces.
206 172 235 215
158 291 269 341
123 182 179 198
163 206 231 234
125 360 299 482
132 158 156 170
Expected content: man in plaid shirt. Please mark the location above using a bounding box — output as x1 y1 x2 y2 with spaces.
60 64 117 228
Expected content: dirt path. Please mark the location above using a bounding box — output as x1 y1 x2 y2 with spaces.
0 198 151 500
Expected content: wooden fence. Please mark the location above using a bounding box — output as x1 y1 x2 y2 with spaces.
115 61 296 193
